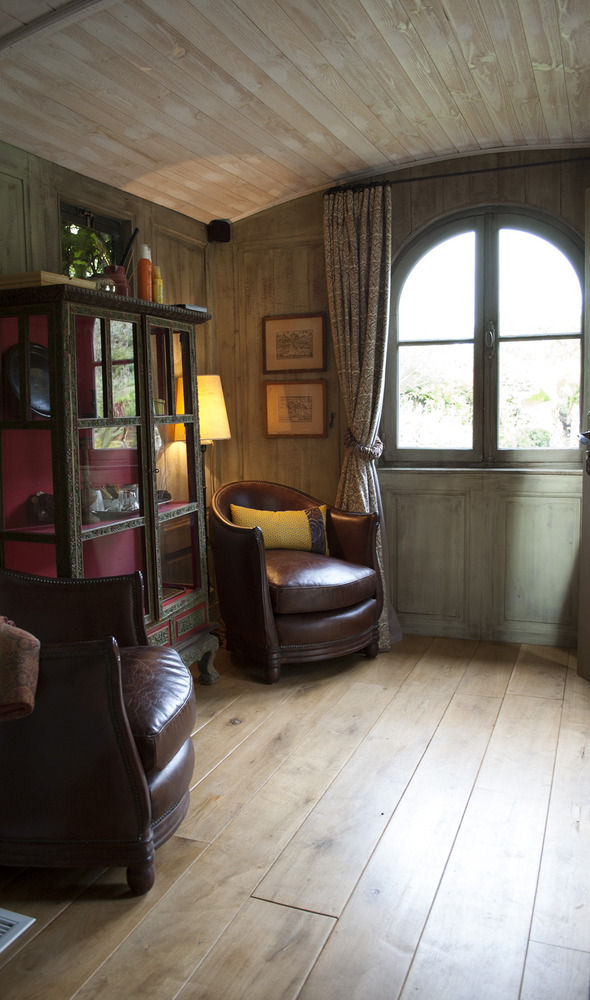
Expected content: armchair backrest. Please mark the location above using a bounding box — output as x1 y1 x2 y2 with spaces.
0 569 148 647
212 480 325 524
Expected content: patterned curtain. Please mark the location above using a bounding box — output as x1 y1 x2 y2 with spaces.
323 183 401 649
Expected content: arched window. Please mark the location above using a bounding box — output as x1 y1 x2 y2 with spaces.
382 209 584 466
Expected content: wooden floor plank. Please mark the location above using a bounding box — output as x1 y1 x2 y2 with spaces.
457 640 519 697
190 650 252 732
0 836 207 996
177 898 335 1000
530 668 590 952
350 633 434 687
183 650 411 843
189 681 298 786
189 636 427 794
508 644 568 700
69 682 391 1000
298 688 503 999
0 866 104 977
254 638 479 916
399 694 562 1000
0 639 587 1000
520 940 590 1000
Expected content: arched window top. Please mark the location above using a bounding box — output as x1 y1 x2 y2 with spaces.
383 208 584 466
498 228 582 337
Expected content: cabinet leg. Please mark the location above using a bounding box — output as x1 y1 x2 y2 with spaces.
196 632 220 684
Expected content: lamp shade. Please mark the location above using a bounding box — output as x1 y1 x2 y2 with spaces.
197 375 231 444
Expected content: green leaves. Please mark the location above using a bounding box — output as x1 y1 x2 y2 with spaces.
61 223 113 278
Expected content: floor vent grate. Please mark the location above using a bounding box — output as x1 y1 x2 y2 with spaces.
0 908 36 954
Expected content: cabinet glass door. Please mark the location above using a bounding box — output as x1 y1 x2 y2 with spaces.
149 321 203 611
74 308 150 612
150 325 198 507
0 309 57 575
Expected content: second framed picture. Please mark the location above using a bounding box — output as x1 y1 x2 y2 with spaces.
262 313 326 373
265 381 327 438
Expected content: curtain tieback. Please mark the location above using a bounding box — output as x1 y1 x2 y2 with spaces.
344 429 383 461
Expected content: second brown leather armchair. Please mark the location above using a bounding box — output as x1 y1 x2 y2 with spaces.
0 570 196 894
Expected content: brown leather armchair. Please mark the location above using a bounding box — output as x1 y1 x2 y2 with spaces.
0 570 196 894
210 481 382 683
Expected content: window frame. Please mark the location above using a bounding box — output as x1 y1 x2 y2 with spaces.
382 206 584 469
60 201 131 280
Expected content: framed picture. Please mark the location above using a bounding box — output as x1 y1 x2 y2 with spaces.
265 380 327 438
262 313 326 373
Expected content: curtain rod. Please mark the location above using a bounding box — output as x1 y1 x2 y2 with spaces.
324 154 590 197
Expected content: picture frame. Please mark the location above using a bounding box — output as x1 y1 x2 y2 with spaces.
262 313 326 373
264 380 327 438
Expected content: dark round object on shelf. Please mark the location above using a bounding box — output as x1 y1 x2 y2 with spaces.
5 342 51 417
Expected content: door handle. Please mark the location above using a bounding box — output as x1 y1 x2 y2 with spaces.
485 321 495 359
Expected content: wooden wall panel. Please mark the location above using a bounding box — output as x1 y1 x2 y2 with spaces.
382 471 482 640
502 496 580 627
152 226 209 371
1 139 588 644
0 169 26 271
395 493 466 619
212 197 342 501
234 242 341 500
382 470 582 647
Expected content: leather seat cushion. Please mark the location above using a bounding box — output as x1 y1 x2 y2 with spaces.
119 646 196 775
276 598 378 646
265 550 377 614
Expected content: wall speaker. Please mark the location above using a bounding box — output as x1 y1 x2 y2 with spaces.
207 219 231 243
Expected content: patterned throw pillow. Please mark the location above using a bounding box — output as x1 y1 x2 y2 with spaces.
230 504 328 554
0 616 40 721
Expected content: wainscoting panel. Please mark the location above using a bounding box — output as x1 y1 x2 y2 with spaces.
0 170 26 273
395 493 466 619
489 483 581 645
380 469 581 647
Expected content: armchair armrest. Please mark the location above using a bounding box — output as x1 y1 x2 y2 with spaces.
209 512 279 651
0 636 152 866
327 508 380 569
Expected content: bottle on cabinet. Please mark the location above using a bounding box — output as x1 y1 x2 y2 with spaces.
152 265 164 303
137 245 153 301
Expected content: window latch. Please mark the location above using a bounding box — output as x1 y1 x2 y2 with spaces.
485 321 496 359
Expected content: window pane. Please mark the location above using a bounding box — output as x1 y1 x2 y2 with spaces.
499 229 582 337
80 429 141 518
75 315 102 418
399 232 475 342
498 339 580 448
398 343 473 448
111 321 136 417
160 513 200 599
85 422 138 454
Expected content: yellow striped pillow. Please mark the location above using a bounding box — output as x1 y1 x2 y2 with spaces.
230 504 328 554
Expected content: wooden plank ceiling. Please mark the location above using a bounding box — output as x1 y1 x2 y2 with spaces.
0 0 588 223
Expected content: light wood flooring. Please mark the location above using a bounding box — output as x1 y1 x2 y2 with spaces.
1 635 590 999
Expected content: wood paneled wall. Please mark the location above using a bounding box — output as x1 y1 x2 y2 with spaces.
2 139 589 642
214 149 590 505
0 140 212 369
209 197 341 501
213 148 589 644
381 469 581 647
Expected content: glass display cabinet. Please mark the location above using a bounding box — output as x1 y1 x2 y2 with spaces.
0 282 218 679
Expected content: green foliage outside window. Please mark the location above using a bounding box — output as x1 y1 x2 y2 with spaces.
61 223 113 279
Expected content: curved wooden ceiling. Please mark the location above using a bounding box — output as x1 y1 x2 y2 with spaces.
0 0 588 222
